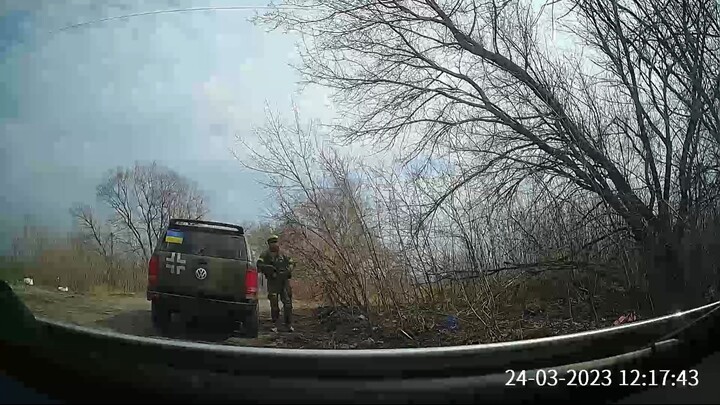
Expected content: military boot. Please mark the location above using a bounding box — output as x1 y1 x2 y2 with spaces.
284 308 293 332
271 308 280 333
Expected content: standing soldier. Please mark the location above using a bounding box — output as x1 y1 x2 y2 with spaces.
256 234 295 332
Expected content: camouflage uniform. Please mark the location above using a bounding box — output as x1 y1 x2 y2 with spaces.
256 236 295 329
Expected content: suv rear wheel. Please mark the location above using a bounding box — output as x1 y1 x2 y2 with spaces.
151 301 171 331
243 304 259 338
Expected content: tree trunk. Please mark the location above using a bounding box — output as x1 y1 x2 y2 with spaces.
643 229 687 314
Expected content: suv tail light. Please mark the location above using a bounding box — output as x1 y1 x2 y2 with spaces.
148 255 159 287
245 265 258 299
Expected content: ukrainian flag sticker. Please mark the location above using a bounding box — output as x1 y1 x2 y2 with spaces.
165 229 184 244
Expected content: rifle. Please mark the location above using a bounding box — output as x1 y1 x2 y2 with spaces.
257 256 294 279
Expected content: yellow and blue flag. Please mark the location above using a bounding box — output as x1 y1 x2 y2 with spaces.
165 229 184 244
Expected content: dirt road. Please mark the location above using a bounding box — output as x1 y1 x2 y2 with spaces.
12 285 324 348
10 285 601 349
11 285 399 349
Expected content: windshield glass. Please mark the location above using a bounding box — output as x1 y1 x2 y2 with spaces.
1 0 718 353
160 230 247 260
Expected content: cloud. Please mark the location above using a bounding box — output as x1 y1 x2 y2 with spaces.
0 1 328 252
0 0 404 255
0 10 33 59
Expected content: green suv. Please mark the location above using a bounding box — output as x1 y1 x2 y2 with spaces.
146 219 259 337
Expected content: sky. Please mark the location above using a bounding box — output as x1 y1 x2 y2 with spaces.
0 0 337 252
0 0 572 254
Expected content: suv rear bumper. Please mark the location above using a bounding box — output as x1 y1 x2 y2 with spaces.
147 290 257 319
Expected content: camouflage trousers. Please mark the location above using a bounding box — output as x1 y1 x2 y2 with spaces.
267 281 293 326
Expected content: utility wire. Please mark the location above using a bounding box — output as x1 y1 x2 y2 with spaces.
52 5 305 33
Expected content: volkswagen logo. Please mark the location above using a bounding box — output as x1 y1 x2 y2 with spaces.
195 267 207 280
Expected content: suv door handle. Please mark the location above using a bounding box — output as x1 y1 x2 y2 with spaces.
198 260 208 265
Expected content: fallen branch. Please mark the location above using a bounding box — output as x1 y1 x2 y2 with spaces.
399 328 414 340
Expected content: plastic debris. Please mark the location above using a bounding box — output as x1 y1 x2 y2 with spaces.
441 315 460 332
612 311 638 326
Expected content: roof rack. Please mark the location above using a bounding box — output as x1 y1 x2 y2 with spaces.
169 219 244 234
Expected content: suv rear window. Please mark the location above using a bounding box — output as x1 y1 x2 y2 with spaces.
159 229 247 260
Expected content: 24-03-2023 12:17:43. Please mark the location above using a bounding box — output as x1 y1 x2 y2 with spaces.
505 369 699 387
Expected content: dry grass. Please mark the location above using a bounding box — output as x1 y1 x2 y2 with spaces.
11 284 148 326
361 270 650 347
8 244 146 294
289 278 322 303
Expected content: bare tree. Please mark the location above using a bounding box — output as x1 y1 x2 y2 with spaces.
69 204 113 260
257 0 720 312
244 221 280 256
90 162 209 261
11 215 49 262
239 109 403 316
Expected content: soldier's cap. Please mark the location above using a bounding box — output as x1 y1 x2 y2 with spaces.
267 234 279 243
